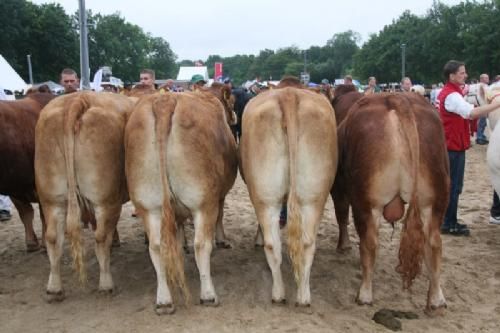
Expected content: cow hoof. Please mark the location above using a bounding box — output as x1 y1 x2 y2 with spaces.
295 302 311 308
425 303 447 317
26 242 40 253
216 241 231 249
272 298 287 305
155 303 175 315
336 245 351 254
200 298 219 307
98 288 115 296
45 290 65 303
355 297 373 306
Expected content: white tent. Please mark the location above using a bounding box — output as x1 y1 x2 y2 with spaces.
0 54 27 92
176 66 209 81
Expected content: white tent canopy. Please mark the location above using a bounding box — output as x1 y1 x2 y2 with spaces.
0 54 27 92
176 66 209 81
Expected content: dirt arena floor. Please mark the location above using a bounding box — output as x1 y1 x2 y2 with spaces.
1 143 499 333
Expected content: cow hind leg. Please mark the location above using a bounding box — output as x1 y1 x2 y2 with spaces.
256 204 286 303
331 191 351 253
423 207 447 316
193 208 219 306
94 205 121 293
296 203 323 306
11 198 39 252
215 199 231 249
44 203 67 303
354 208 380 305
144 210 175 314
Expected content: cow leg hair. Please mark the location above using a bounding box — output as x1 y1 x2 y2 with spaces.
94 205 121 292
355 209 380 306
423 209 447 316
11 198 39 252
145 210 174 311
295 204 322 306
44 204 66 302
215 199 231 249
193 209 219 306
331 192 352 253
257 205 286 303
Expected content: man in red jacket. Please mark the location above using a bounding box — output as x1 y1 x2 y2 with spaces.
437 60 500 236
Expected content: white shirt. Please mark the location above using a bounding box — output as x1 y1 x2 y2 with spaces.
444 92 474 119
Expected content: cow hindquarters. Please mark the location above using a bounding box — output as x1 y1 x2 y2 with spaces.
93 204 122 293
487 126 500 195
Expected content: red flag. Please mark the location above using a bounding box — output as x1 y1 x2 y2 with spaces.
215 62 223 81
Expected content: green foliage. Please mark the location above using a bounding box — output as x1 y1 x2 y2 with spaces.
2 0 499 87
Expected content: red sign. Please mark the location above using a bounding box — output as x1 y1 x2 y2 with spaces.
214 62 223 81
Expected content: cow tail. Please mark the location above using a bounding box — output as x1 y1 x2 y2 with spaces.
152 95 190 304
392 95 425 290
281 91 303 285
63 94 90 284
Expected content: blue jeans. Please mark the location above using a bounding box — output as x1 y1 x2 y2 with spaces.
477 117 487 141
443 151 465 229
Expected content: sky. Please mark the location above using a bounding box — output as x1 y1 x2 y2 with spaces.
30 0 464 61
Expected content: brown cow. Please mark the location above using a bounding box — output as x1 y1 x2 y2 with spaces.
239 78 337 306
332 92 449 315
125 84 237 314
0 91 55 251
35 91 135 302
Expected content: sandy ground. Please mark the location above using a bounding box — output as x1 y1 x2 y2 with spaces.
1 143 500 333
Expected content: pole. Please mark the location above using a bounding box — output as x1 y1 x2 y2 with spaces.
79 0 91 90
27 54 33 84
401 43 406 80
304 50 307 73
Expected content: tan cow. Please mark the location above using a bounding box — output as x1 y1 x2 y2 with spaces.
239 79 337 306
332 93 449 315
35 91 134 302
125 84 237 314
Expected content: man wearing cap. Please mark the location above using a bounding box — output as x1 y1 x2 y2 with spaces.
190 74 206 91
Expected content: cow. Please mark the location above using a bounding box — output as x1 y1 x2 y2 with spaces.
486 84 500 194
124 83 237 314
0 90 55 251
35 91 135 302
331 92 449 315
239 77 338 306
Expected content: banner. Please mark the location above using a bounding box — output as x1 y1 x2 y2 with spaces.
215 62 223 81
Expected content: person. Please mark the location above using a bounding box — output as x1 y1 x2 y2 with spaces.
139 69 156 89
437 60 500 236
400 77 412 92
364 76 381 95
0 85 12 221
475 73 490 145
190 74 206 91
60 68 80 94
494 75 500 83
344 75 353 85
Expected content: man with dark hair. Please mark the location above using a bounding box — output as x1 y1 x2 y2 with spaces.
437 60 500 236
139 69 156 89
60 68 80 93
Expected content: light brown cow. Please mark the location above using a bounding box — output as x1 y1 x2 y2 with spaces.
239 80 337 306
332 93 449 315
0 91 55 251
125 84 237 314
35 91 134 302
